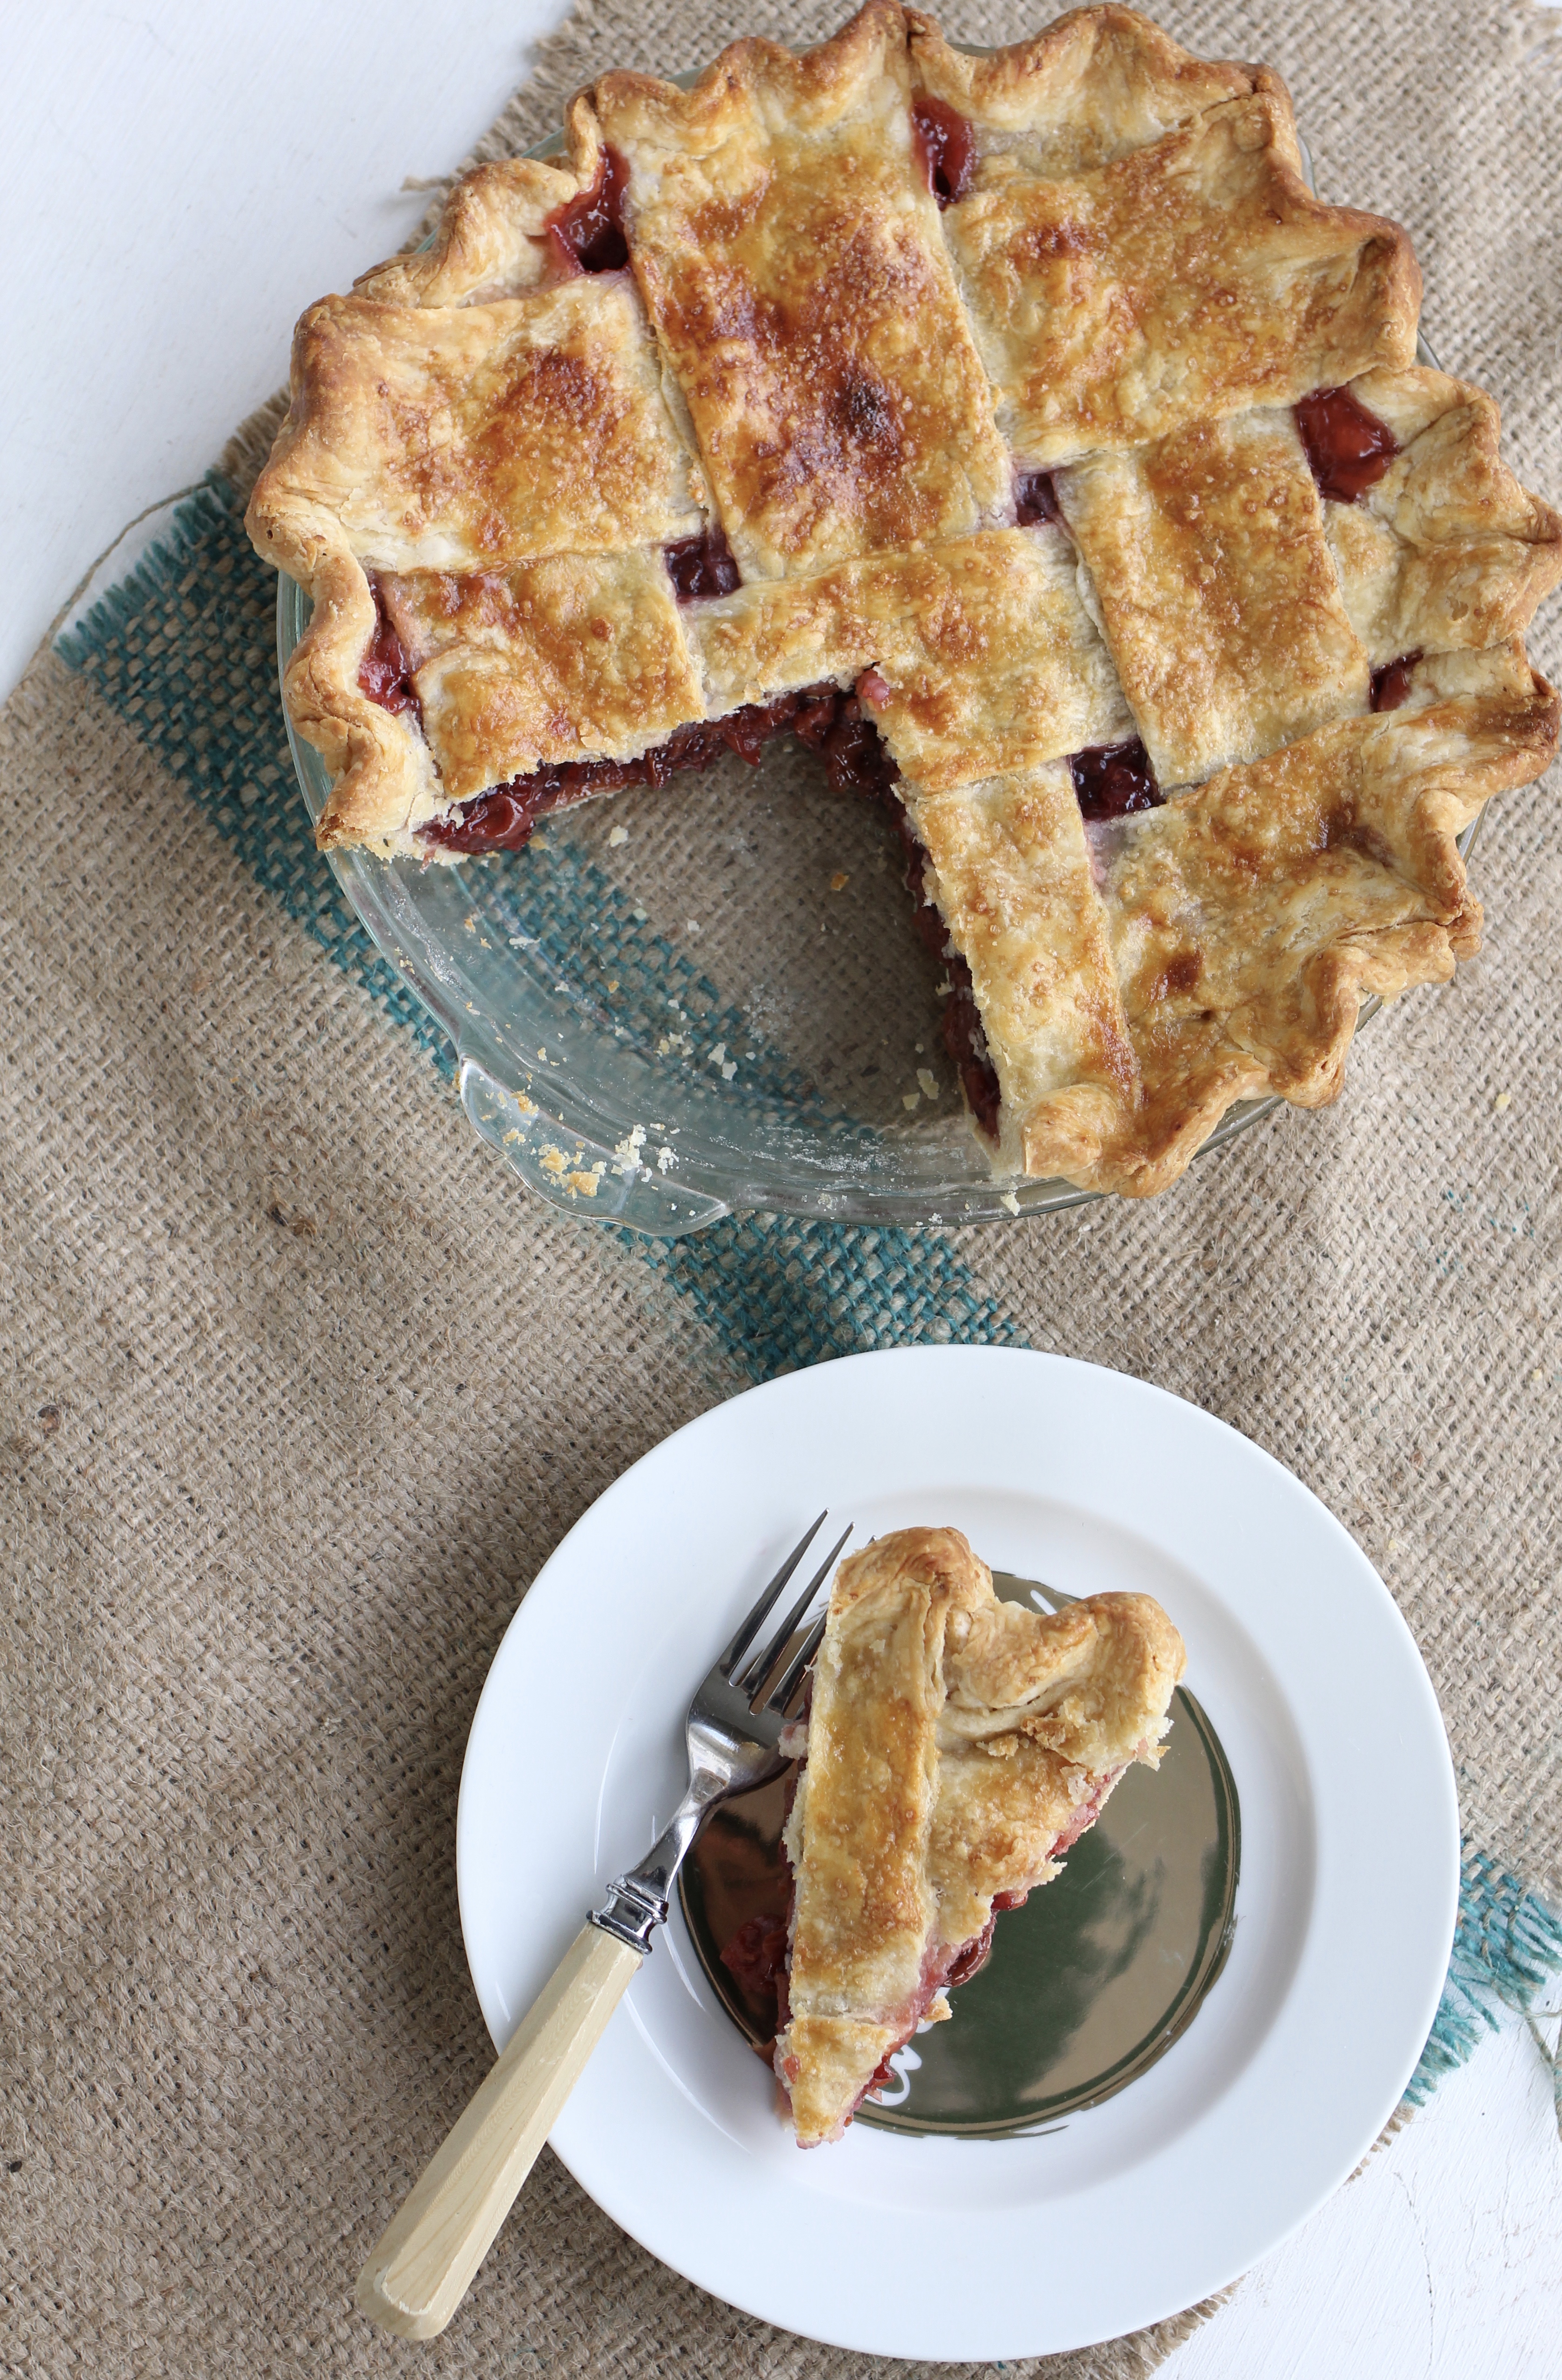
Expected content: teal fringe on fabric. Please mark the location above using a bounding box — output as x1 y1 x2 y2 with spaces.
55 472 1562 2114
1406 1848 1562 2114
54 479 456 1078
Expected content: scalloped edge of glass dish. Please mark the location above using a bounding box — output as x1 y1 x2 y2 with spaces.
272 87 1475 1240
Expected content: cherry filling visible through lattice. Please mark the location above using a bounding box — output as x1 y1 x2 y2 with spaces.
545 143 631 275
911 95 976 206
354 374 1406 1145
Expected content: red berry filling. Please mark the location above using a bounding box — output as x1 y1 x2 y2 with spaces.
1069 738 1161 820
357 581 420 719
1370 650 1422 711
1295 385 1399 504
662 526 742 603
1015 467 1061 527
544 145 631 276
911 97 976 207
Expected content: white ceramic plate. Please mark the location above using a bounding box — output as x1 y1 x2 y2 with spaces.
457 1348 1458 2360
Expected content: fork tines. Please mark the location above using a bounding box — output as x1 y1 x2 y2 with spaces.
725 1513 852 1714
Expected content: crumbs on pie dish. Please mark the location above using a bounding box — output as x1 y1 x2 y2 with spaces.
247 4 1562 1197
730 1526 1185 2147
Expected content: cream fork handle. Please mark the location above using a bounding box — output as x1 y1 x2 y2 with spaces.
355 1922 641 2339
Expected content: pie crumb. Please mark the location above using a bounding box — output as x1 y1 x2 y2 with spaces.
608 824 629 847
613 1124 647 1177
830 871 849 891
1493 1090 1512 1110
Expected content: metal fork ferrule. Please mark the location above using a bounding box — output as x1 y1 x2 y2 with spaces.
590 1875 666 1956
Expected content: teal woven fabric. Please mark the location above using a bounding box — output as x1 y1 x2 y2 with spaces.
54 480 1025 1384
55 479 455 1077
55 473 1562 2112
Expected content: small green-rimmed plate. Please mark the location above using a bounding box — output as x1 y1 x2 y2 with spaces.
679 1570 1239 2136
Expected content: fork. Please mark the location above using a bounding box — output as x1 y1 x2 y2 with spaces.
355 1512 852 2339
992 1569 1077 1612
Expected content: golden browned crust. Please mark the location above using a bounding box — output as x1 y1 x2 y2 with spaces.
354 97 610 308
1058 406 1370 788
909 5 1260 170
775 1527 1184 2147
594 1 1012 578
244 73 719 853
382 554 706 799
904 764 1137 1178
1323 366 1562 665
995 665 1560 1194
694 530 1130 783
262 544 444 853
940 76 1419 464
245 298 709 848
250 286 706 576
242 4 1560 1189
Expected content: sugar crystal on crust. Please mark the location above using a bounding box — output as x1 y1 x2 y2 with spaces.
249 282 707 575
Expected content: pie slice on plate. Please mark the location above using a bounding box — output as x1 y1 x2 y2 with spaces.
772 1527 1185 2146
247 3 1562 1196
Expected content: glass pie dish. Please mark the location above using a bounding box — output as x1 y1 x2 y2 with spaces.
274 96 1465 1242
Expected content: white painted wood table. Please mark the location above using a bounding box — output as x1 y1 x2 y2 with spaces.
3 8 1557 2372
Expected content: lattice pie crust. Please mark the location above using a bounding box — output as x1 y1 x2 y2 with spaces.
774 1527 1185 2145
247 4 1562 1196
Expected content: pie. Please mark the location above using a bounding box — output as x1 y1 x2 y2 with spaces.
246 2 1562 1197
765 1527 1184 2146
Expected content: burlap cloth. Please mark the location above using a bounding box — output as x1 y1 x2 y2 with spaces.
5 1 1562 2372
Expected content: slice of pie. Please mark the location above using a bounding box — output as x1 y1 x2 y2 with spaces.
246 3 1562 1197
772 1526 1184 2146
